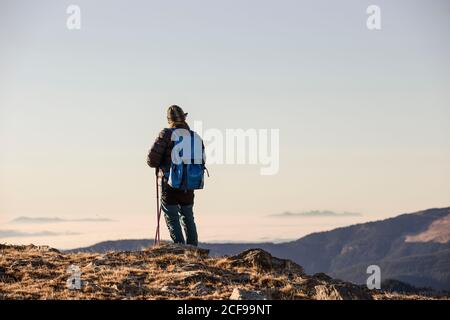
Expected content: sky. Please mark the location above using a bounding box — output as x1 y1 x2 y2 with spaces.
1 0 449 249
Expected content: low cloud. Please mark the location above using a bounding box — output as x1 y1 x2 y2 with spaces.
269 210 362 218
0 229 81 238
10 216 115 224
257 236 296 243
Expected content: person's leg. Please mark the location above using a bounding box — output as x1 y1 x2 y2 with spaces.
179 204 198 246
161 202 185 244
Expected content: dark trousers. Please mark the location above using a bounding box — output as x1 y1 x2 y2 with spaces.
161 202 198 246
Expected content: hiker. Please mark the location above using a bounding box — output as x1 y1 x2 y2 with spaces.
147 105 205 247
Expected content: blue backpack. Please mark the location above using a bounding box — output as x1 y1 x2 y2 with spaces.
164 128 206 190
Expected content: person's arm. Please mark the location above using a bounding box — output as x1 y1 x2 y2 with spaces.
147 129 171 168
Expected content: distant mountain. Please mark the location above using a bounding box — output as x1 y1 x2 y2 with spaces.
276 207 450 291
65 239 155 252
66 207 450 290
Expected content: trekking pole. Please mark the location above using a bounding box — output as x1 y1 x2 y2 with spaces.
153 168 161 246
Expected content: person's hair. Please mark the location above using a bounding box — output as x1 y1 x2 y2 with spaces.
168 120 184 128
167 105 187 127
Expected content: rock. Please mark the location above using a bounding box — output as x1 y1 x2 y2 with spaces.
228 249 304 275
24 245 60 253
313 272 334 282
0 267 6 280
150 243 209 259
92 256 107 266
179 263 204 271
30 258 55 268
10 259 29 268
167 270 219 286
229 288 268 300
36 245 60 253
0 267 17 283
313 284 373 300
191 281 214 294
184 246 210 259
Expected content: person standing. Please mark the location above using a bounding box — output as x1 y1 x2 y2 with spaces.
147 105 205 246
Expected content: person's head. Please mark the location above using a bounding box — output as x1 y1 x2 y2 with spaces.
167 105 188 127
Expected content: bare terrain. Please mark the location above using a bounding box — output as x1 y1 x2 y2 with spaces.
0 243 447 300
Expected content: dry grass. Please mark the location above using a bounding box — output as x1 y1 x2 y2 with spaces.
0 243 447 300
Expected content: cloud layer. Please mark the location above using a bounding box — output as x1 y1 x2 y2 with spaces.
10 216 114 224
0 230 81 238
269 210 362 218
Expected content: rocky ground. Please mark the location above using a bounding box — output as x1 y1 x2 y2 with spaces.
0 243 446 300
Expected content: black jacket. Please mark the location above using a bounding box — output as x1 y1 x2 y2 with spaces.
147 123 195 205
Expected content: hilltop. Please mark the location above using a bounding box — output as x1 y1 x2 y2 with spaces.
67 207 450 291
0 243 445 300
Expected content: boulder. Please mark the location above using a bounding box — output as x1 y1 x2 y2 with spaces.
150 243 209 259
229 288 268 300
228 249 304 275
313 284 373 300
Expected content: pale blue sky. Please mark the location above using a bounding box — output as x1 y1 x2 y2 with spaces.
1 0 449 248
